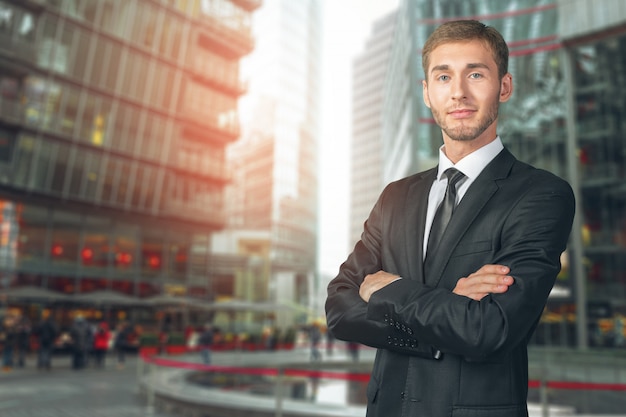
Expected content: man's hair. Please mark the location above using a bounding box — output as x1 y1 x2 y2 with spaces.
422 20 509 80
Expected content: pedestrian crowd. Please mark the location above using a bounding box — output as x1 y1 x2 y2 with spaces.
0 310 140 372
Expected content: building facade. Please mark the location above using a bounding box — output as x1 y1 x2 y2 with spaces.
558 0 626 348
0 0 260 329
219 0 322 327
378 0 626 348
349 10 397 249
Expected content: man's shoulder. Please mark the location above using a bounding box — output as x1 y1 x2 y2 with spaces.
383 167 437 192
506 159 574 204
491 148 570 187
512 159 571 185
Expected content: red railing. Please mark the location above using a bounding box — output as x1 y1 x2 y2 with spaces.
139 346 626 392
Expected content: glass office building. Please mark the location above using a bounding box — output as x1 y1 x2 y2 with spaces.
381 0 626 348
558 0 626 348
349 10 397 249
0 0 260 328
221 0 322 326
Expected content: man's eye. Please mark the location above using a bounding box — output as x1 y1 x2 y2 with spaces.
469 73 482 79
437 75 450 81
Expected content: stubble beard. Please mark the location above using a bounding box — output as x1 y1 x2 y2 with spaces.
432 101 499 142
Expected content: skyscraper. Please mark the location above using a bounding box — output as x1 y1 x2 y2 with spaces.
349 10 397 249
218 0 322 326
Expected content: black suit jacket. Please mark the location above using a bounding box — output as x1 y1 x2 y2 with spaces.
325 148 575 417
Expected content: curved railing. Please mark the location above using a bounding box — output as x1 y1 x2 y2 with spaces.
137 345 626 417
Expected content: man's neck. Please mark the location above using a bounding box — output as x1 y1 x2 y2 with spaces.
442 134 498 164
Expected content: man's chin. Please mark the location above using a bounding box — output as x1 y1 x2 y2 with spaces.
445 128 481 142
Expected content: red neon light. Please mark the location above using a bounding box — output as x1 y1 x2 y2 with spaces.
81 247 93 262
51 244 64 256
116 252 132 264
148 255 161 268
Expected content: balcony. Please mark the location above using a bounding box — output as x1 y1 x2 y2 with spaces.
231 0 263 12
194 17 255 59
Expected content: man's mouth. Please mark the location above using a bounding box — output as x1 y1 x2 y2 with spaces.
448 109 475 118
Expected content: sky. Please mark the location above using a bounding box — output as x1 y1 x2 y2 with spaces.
318 0 399 277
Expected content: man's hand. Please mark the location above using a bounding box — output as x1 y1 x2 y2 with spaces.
359 270 400 302
454 264 514 301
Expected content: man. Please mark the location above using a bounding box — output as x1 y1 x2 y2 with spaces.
69 315 92 370
15 315 31 368
325 20 575 417
34 311 57 370
198 323 214 365
1 314 17 371
114 321 136 369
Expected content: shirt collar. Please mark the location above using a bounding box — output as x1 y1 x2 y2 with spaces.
436 136 504 181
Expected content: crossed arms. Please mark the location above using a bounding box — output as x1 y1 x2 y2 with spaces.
325 171 575 361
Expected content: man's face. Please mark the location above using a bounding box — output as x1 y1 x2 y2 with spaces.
422 40 512 144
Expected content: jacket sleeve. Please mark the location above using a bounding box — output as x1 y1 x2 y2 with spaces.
325 181 444 359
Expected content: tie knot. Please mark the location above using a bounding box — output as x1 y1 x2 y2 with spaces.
444 168 465 187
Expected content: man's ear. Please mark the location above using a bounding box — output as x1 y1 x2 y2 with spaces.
422 79 431 108
499 73 513 103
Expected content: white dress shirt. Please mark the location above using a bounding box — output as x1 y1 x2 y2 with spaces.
423 137 504 259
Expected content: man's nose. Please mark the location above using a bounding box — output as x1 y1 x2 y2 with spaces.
450 78 467 100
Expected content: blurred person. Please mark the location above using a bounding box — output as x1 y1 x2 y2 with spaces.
308 323 321 362
69 315 92 370
92 321 111 368
34 312 57 370
614 315 625 347
347 341 360 362
270 326 280 350
325 20 575 417
114 321 133 369
325 326 335 356
184 324 195 347
15 315 31 368
198 323 214 365
1 314 17 371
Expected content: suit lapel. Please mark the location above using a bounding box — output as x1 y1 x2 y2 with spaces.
426 149 516 287
405 169 436 284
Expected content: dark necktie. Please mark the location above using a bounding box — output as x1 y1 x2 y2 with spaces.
426 168 466 257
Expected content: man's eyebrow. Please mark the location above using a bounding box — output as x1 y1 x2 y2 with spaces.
430 64 449 74
467 62 490 70
430 62 491 73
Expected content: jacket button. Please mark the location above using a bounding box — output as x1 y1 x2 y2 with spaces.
400 392 406 399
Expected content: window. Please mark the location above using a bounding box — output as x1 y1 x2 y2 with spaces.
83 150 101 202
116 160 132 206
50 210 80 266
168 232 189 281
114 224 139 272
142 229 164 277
0 127 16 163
15 203 48 265
50 142 68 195
11 135 36 188
82 224 110 270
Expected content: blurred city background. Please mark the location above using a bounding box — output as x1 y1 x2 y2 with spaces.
0 0 625 415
